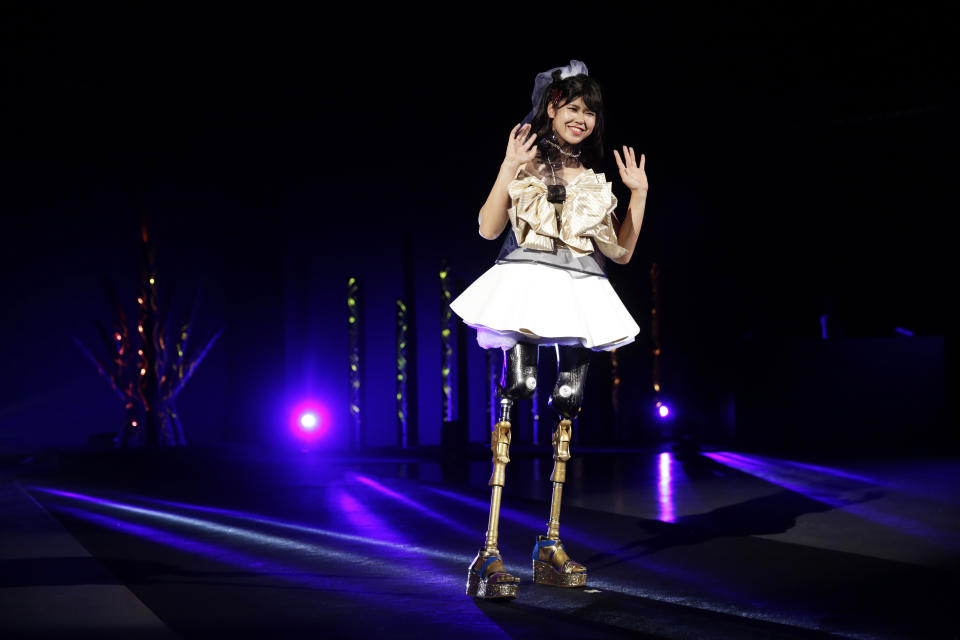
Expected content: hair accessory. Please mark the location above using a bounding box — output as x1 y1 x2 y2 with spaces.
522 60 589 125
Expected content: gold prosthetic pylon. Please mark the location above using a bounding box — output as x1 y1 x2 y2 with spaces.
532 419 587 587
466 398 520 599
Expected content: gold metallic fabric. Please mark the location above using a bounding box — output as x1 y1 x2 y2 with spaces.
508 169 627 260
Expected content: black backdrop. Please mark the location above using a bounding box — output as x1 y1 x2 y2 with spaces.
1 5 951 453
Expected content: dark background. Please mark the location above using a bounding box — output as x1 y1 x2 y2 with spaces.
1 5 951 454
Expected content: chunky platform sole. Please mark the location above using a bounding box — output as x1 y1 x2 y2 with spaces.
466 570 519 599
532 559 588 587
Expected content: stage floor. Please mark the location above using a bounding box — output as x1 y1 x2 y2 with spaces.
2 446 958 639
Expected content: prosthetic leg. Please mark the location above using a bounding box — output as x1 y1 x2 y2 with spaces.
533 345 590 588
467 342 538 599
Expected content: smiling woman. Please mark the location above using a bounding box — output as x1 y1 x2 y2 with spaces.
449 60 651 601
454 61 648 352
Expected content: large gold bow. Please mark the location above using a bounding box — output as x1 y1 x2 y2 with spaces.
507 169 627 260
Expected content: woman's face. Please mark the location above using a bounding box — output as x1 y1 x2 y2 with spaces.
547 96 596 145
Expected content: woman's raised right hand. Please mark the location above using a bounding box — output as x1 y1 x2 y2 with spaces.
504 123 538 167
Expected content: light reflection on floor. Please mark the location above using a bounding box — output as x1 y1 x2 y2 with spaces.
18 448 960 639
704 451 960 552
657 452 676 523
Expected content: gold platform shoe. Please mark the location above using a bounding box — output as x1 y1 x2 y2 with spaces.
466 550 520 599
532 535 587 587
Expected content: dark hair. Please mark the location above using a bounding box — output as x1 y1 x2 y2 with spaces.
529 70 605 170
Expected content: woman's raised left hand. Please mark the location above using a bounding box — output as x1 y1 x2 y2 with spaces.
613 146 648 195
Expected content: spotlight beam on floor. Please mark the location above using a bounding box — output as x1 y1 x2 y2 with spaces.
350 474 477 537
29 486 470 566
421 484 608 549
47 501 506 634
132 490 472 564
704 453 957 548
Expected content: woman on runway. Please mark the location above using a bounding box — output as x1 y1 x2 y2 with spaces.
449 60 650 599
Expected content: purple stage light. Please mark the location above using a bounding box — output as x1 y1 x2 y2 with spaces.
289 401 328 443
299 412 319 430
656 401 671 419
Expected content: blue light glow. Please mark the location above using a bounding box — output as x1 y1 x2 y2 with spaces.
350 474 476 537
703 452 958 548
656 401 671 419
289 400 327 444
30 486 471 566
31 486 369 562
421 484 605 550
46 502 473 607
300 412 318 430
30 482 780 629
657 452 676 522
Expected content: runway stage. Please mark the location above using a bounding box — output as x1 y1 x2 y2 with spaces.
2 447 957 639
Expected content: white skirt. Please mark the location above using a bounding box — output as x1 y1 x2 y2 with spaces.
449 262 640 351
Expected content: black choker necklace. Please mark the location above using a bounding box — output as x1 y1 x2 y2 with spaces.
540 131 582 203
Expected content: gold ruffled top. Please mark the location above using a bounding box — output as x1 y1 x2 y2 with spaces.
507 166 627 260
